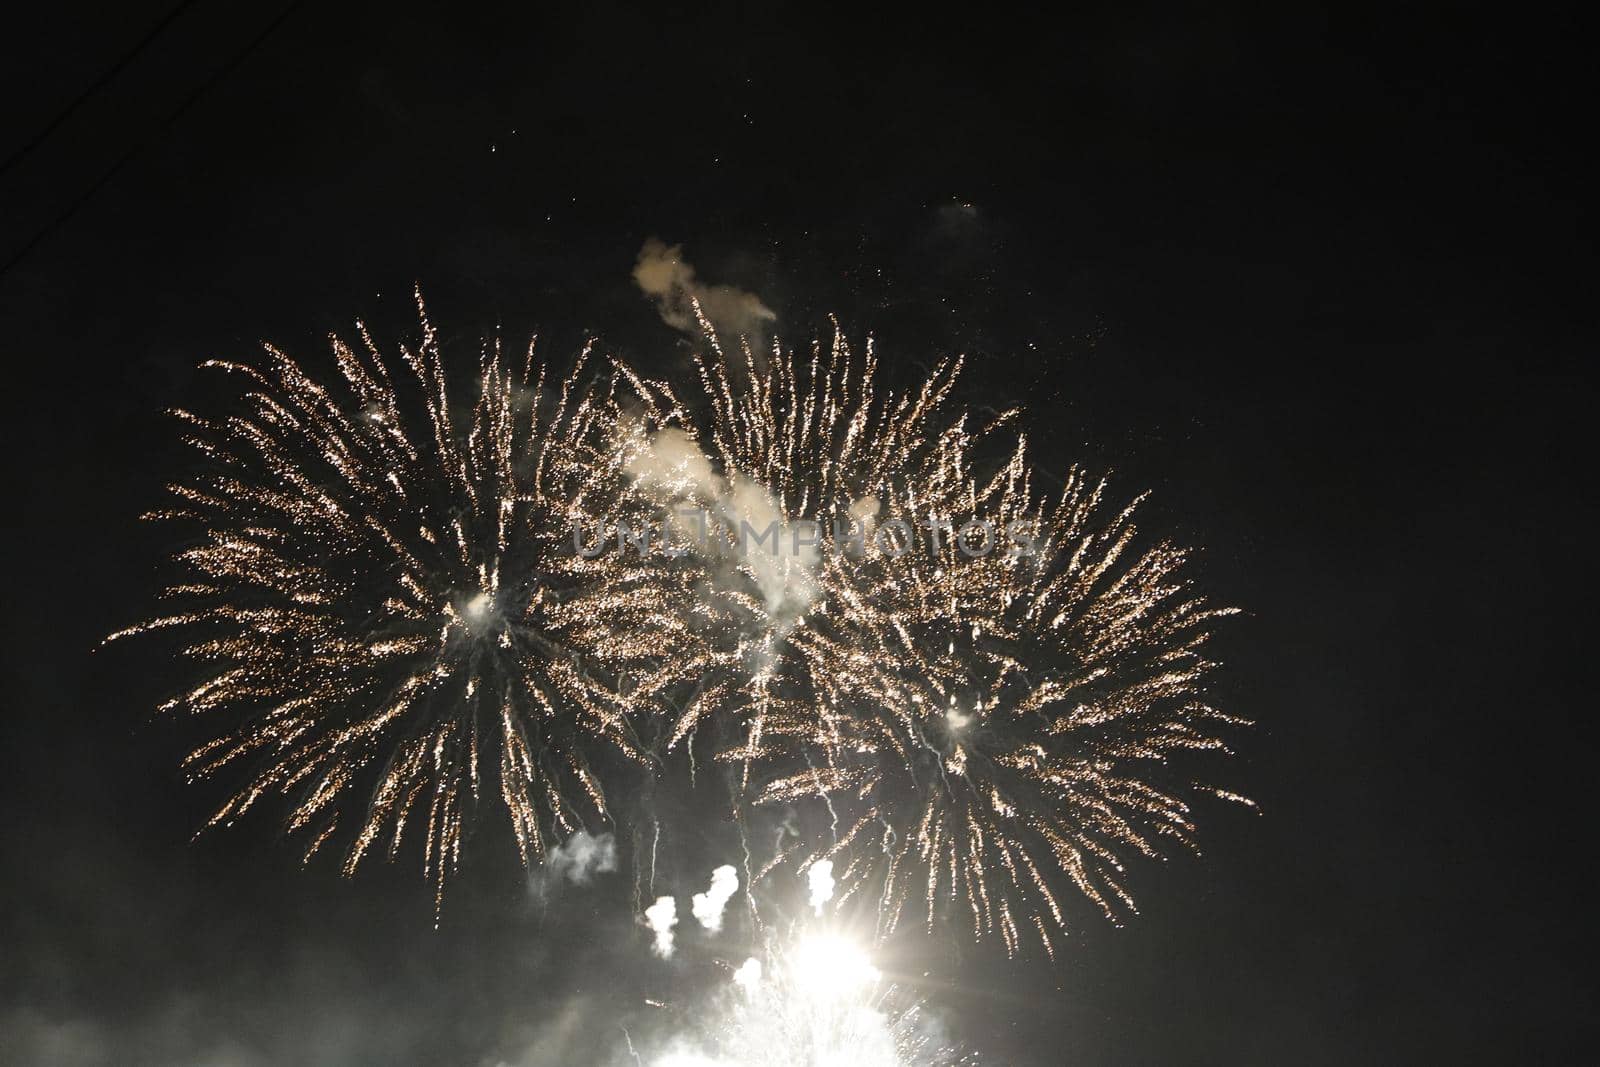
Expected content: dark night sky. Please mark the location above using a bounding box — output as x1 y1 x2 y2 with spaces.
1 3 1594 1064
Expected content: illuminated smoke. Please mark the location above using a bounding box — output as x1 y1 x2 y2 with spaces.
543 831 618 886
691 865 740 933
732 957 763 993
633 237 776 338
622 425 820 621
806 859 836 916
644 896 678 958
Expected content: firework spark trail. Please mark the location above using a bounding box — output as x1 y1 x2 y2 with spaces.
639 308 1253 955
107 292 704 910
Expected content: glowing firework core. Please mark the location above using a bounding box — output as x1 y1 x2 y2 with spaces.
789 933 881 998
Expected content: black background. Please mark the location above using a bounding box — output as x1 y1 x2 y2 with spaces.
1 3 1594 1064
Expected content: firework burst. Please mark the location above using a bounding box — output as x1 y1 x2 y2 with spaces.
770 470 1252 956
108 294 698 906
620 319 1023 775
111 292 1247 951
636 314 1251 956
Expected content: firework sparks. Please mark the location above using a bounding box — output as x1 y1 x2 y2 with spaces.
110 291 1247 956
637 310 1252 955
107 292 700 908
618 315 1016 775
795 467 1255 958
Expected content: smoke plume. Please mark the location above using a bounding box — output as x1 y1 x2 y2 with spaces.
543 831 618 886
806 860 836 916
644 896 678 958
621 425 820 639
690 866 740 933
633 238 776 338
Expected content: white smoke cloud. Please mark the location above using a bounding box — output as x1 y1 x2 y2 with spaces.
622 427 820 630
624 246 816 632
644 896 678 959
621 426 720 500
690 865 740 933
726 478 819 616
805 860 836 916
633 238 776 338
732 957 763 995
543 831 618 886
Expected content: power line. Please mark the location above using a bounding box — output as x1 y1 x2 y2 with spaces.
0 0 304 280
0 0 203 179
